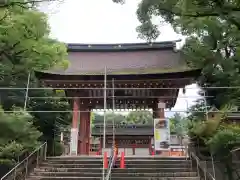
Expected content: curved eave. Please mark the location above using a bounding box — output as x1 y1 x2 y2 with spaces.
67 40 179 52
35 68 201 81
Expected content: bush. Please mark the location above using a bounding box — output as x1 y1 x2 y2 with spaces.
0 108 41 174
0 142 24 160
48 141 64 156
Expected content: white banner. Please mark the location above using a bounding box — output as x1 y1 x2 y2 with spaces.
70 128 78 155
154 118 170 151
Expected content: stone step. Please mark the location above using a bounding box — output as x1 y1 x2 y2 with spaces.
32 171 198 177
120 163 192 168
47 156 102 160
40 163 191 168
30 156 196 180
46 160 102 164
41 163 102 168
35 167 194 173
116 161 192 166
116 160 191 165
47 156 188 160
28 176 200 180
46 159 190 165
124 157 189 160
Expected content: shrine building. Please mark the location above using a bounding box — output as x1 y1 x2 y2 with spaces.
35 41 201 155
92 124 153 155
91 124 184 156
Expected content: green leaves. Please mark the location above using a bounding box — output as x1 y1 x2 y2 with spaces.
0 0 68 71
136 21 160 42
0 142 24 160
133 0 240 41
0 107 41 146
169 112 188 136
0 0 70 161
126 111 153 124
93 111 153 126
206 126 240 158
0 107 41 163
115 0 240 108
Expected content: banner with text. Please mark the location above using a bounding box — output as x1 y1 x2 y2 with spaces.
154 118 170 151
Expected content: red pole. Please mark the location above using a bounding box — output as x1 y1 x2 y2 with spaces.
104 152 108 168
152 150 155 156
120 151 125 169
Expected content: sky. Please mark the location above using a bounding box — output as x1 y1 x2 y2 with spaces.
46 0 201 117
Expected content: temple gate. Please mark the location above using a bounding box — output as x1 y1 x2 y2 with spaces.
35 41 200 155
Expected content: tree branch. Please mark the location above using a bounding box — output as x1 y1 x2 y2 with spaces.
0 41 20 58
0 0 59 8
156 7 240 30
158 6 240 18
0 11 8 21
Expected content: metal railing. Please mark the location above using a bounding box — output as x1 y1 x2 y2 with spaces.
0 142 47 180
190 150 216 180
180 135 216 180
104 77 117 180
105 150 116 180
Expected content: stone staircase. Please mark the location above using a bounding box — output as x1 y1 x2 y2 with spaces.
28 156 200 180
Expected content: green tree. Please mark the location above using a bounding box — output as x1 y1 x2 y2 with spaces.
90 112 95 128
106 112 126 124
93 112 126 125
0 0 70 157
169 112 188 136
188 106 240 180
28 89 71 155
0 107 41 164
114 1 240 178
187 98 210 121
114 0 240 109
114 0 240 39
92 111 153 126
126 111 153 124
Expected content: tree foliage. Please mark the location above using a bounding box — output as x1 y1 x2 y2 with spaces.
93 111 153 126
169 112 188 136
0 0 68 70
187 103 240 180
113 1 240 178
126 111 153 124
0 0 70 167
114 0 240 109
0 107 41 164
114 0 240 39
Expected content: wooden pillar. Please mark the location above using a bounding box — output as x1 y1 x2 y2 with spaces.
70 98 79 155
79 107 88 155
149 137 152 155
79 110 84 155
85 111 91 155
